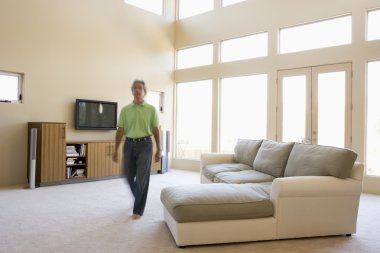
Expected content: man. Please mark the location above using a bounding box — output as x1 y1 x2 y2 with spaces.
113 79 161 219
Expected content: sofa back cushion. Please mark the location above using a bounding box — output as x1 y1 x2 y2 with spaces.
234 139 263 166
253 140 295 177
284 143 358 179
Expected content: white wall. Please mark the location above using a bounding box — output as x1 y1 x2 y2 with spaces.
0 0 175 186
172 0 380 194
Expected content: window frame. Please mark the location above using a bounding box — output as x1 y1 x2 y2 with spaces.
177 0 214 20
218 73 268 152
365 59 380 177
175 79 213 160
0 71 23 104
278 14 352 54
176 43 214 70
366 7 380 41
220 32 268 63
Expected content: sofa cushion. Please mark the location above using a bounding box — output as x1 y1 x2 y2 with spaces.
160 183 273 223
234 139 263 166
253 140 295 177
202 163 252 182
213 170 275 184
284 143 357 179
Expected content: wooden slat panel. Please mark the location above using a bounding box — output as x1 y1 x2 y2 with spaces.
41 124 48 182
87 143 95 178
109 141 124 176
88 142 108 178
40 123 65 183
58 124 65 180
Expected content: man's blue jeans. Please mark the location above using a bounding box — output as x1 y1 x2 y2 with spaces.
123 138 153 216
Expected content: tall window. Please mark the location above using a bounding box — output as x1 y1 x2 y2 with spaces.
221 33 268 62
280 15 352 54
176 80 212 159
123 0 164 16
178 0 213 19
220 74 267 152
176 44 213 69
367 8 380 41
366 61 380 176
222 0 246 7
0 71 23 103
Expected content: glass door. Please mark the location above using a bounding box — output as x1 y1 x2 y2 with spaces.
277 63 352 148
312 63 352 148
277 68 311 143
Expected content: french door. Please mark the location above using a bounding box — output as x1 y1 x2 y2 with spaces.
277 63 352 148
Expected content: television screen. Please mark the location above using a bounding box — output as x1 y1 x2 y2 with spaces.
75 99 117 130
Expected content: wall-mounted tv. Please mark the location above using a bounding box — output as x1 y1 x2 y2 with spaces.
75 99 117 130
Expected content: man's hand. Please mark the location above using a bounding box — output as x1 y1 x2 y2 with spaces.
155 150 161 163
113 152 119 163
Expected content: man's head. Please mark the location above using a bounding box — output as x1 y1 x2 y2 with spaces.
131 79 147 101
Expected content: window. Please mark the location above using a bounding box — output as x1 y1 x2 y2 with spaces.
178 0 213 19
124 0 164 16
281 75 307 143
367 9 380 41
176 80 212 159
221 33 268 62
222 0 246 7
220 74 267 152
0 71 23 103
176 44 213 69
280 15 352 54
146 91 164 113
366 61 380 176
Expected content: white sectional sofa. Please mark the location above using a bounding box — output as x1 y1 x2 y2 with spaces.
161 140 364 247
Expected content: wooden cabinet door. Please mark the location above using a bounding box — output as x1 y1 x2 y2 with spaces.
88 142 123 178
40 123 66 183
87 142 109 178
110 141 123 176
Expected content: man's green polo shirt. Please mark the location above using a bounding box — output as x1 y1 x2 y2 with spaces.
117 101 159 138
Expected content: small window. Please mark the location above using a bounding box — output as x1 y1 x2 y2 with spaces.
280 15 352 54
367 8 380 41
222 0 246 7
0 71 23 103
178 0 213 19
124 0 164 16
221 33 268 62
177 44 213 69
146 91 164 113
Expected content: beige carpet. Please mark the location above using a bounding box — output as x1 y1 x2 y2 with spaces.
0 169 379 253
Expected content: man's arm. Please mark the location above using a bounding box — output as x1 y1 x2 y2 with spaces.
113 127 124 162
152 127 161 163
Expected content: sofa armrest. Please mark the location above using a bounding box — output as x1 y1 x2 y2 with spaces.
351 162 364 181
200 153 235 169
270 176 362 201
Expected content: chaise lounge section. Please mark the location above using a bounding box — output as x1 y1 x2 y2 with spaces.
161 139 363 246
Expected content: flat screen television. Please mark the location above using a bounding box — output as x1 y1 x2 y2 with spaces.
75 99 117 130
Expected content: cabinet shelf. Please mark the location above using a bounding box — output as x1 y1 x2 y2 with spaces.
66 164 86 167
66 176 87 181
